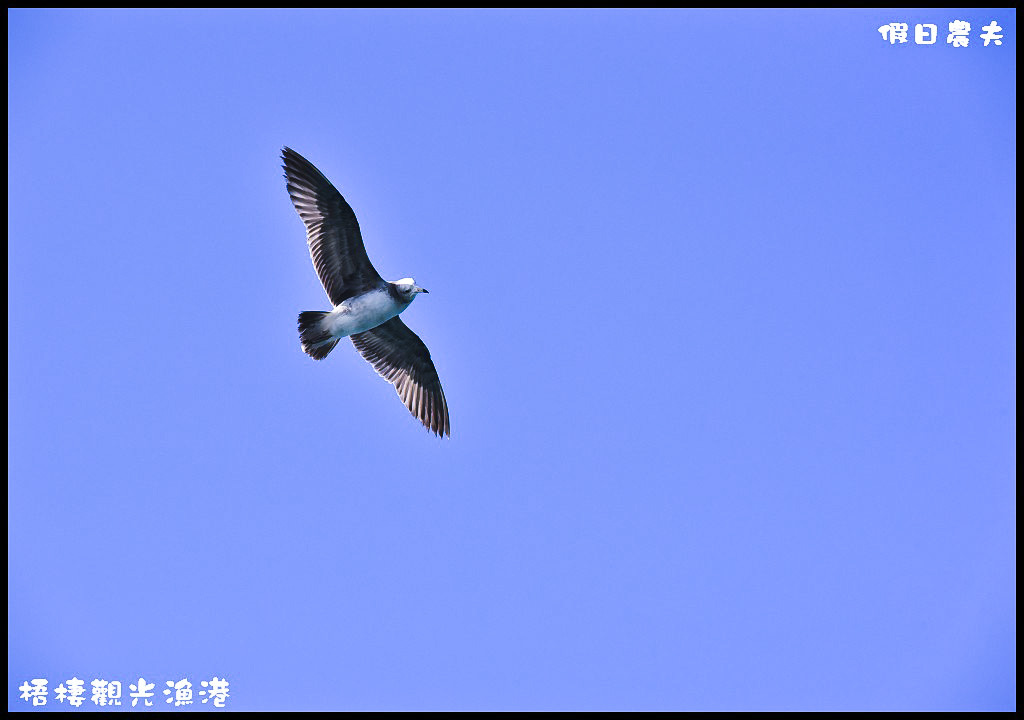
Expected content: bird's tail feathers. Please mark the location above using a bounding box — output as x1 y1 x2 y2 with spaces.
298 311 339 360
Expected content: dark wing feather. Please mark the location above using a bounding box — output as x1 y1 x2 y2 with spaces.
351 317 450 437
282 147 383 305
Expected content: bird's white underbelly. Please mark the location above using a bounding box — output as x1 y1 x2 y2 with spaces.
327 289 405 338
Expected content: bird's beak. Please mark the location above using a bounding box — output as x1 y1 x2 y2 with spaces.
419 287 429 294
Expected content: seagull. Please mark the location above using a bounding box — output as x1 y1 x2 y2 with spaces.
282 147 450 437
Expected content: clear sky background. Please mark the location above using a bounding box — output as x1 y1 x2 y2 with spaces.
8 9 1015 711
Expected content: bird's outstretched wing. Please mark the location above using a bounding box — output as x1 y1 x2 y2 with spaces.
351 317 450 437
282 147 383 305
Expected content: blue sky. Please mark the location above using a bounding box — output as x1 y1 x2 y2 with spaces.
8 9 1015 711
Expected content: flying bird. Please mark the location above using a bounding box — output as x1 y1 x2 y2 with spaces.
282 147 450 437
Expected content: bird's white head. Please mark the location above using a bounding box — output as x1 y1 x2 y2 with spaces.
391 277 429 301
